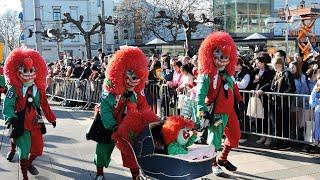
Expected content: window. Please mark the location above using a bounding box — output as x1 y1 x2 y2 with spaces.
97 0 101 7
114 30 118 40
53 7 61 21
70 6 78 20
123 29 128 40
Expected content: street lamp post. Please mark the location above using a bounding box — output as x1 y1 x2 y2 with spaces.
99 0 117 53
100 0 106 51
33 0 42 55
285 0 289 55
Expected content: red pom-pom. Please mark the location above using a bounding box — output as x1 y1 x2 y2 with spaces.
23 57 33 70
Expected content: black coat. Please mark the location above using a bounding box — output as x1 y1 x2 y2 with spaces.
271 71 296 94
80 67 93 80
252 68 275 92
71 67 84 78
235 67 254 90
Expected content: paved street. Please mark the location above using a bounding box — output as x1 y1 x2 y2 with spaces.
0 105 320 180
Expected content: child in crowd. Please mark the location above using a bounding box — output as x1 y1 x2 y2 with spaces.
309 80 320 143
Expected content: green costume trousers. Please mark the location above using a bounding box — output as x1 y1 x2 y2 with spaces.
207 114 228 150
94 143 115 168
15 131 31 159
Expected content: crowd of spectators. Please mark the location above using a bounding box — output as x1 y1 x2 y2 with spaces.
46 49 109 88
46 47 320 152
145 49 320 151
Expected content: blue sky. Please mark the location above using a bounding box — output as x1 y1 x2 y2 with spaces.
0 0 22 14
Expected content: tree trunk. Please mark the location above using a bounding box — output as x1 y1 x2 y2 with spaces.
185 29 192 54
57 41 60 60
84 34 92 59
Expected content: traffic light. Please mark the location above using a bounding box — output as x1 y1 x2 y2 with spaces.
27 29 33 38
44 29 59 38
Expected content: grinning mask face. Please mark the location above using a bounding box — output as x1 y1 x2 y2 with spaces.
213 47 230 71
18 57 36 87
125 70 141 91
177 128 190 146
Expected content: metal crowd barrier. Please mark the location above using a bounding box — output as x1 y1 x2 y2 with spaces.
46 78 317 144
239 90 314 145
46 77 103 109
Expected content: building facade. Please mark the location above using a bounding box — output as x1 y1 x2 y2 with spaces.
20 0 114 61
213 0 320 36
214 0 272 36
214 0 320 55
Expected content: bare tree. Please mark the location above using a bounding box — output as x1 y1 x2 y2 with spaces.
61 13 116 59
0 10 21 51
122 0 216 43
114 0 156 44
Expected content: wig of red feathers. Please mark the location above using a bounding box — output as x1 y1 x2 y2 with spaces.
198 32 238 76
112 110 159 153
104 46 148 95
162 116 194 145
4 48 47 90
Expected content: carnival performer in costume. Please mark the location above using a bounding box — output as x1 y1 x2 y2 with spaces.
89 46 154 180
162 116 215 160
197 32 244 176
2 48 56 180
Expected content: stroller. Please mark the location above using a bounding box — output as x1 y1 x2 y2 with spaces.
123 121 215 180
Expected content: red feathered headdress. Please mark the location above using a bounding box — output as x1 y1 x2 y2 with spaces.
162 116 194 145
4 48 47 90
104 46 148 95
198 32 238 76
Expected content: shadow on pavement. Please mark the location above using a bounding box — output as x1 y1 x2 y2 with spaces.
231 171 276 180
35 161 130 180
44 134 79 144
104 173 131 180
52 109 93 121
44 151 93 164
233 146 320 164
0 167 10 172
44 143 57 149
35 161 92 179
35 175 50 180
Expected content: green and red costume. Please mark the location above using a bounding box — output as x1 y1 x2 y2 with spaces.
3 85 56 158
197 72 242 149
197 32 243 172
91 46 156 180
3 48 56 180
95 89 151 169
